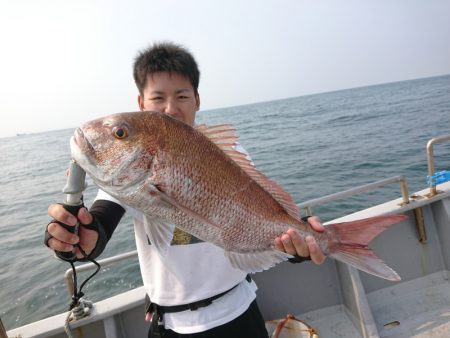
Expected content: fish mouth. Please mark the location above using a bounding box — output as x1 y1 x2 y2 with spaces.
72 128 94 154
70 127 111 185
70 127 96 170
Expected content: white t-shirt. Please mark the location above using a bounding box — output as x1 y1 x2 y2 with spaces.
95 189 258 334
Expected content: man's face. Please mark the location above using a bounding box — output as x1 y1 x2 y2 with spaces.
138 72 200 126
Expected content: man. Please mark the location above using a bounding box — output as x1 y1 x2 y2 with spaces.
45 42 325 337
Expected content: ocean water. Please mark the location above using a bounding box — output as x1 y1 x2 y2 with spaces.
1 75 449 330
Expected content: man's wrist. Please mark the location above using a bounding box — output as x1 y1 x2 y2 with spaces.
78 216 107 261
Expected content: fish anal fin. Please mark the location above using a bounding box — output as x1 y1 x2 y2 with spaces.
195 123 301 221
225 250 293 273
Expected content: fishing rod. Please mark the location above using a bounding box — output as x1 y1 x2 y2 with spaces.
55 160 100 337
56 160 86 261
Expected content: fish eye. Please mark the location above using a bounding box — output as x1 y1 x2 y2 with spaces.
113 125 129 139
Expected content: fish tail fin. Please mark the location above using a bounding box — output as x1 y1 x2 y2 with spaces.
326 214 407 281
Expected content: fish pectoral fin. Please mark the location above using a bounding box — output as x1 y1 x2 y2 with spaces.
156 189 222 231
225 250 293 273
143 216 175 255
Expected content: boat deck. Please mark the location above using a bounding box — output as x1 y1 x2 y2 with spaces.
7 182 450 338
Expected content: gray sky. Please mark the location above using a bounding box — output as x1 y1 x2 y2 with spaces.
1 0 449 137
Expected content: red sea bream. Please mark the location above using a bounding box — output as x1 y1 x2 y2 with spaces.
70 111 406 280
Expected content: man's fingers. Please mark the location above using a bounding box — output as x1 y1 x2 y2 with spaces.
274 230 310 257
273 238 284 252
307 216 325 232
305 216 326 264
47 222 79 245
280 233 298 256
47 237 73 252
273 235 300 256
48 204 77 226
306 236 326 265
78 207 93 225
286 228 309 257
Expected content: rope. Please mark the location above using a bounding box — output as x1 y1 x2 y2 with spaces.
64 298 93 338
271 314 318 338
64 245 101 338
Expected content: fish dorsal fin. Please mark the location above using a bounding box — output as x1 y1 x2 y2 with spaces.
195 124 301 221
195 124 238 149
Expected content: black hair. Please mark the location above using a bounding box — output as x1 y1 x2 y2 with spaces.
133 42 200 96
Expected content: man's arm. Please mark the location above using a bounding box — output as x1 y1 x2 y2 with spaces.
85 199 125 259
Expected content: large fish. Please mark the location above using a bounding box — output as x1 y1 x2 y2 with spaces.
71 111 406 281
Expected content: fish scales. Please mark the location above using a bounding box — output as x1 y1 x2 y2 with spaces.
139 114 300 251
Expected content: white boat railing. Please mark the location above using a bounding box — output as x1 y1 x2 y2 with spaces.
297 175 410 216
427 134 450 196
65 250 138 296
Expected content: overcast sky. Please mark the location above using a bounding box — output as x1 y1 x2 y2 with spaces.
1 0 449 137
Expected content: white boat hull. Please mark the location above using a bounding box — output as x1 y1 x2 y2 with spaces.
8 182 450 338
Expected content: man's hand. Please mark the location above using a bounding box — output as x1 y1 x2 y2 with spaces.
274 216 326 265
46 204 99 259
